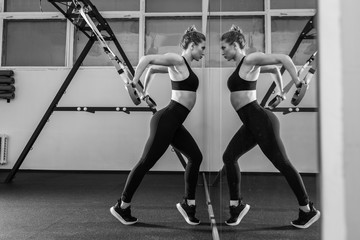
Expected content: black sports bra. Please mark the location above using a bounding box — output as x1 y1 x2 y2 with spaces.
227 57 257 92
171 57 199 92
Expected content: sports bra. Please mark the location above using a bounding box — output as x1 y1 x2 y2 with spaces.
171 57 199 92
227 57 257 92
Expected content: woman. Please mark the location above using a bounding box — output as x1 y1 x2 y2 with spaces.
110 26 206 226
220 25 320 228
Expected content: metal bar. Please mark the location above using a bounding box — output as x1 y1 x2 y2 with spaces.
172 148 187 169
83 0 137 76
268 107 318 112
260 16 315 107
49 0 93 39
211 165 225 187
269 107 318 114
54 106 153 114
4 38 95 183
202 173 220 240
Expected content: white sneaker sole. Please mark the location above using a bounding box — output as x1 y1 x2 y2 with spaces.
176 203 200 225
110 206 138 225
225 204 250 226
291 210 321 229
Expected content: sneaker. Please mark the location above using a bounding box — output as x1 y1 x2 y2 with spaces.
110 201 138 225
225 202 250 226
176 199 200 225
291 202 321 229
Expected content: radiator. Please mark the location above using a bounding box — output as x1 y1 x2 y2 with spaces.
0 134 8 165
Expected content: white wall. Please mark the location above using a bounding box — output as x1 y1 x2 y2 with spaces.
0 64 319 172
342 0 360 239
319 0 360 239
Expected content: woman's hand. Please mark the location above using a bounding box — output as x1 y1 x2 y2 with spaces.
140 92 149 100
130 81 137 88
279 91 286 100
292 76 302 88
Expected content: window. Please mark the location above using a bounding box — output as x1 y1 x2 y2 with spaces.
271 16 317 65
209 0 264 12
2 20 66 66
146 0 202 12
207 16 264 67
270 0 316 9
5 0 59 12
145 17 202 67
90 0 140 11
74 19 139 66
0 0 316 68
5 0 140 12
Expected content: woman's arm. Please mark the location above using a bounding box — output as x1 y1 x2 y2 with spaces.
142 65 169 95
260 65 285 97
132 53 182 86
246 52 301 87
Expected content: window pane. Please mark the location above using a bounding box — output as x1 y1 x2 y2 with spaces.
5 0 65 12
146 0 201 12
74 19 139 66
5 0 139 12
271 0 316 9
271 17 317 65
90 0 139 11
3 20 66 66
145 17 202 67
209 0 264 12
207 16 264 67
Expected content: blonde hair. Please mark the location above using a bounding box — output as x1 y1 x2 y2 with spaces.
180 25 206 50
221 24 246 49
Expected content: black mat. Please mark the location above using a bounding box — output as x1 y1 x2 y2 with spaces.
0 171 320 240
207 173 321 240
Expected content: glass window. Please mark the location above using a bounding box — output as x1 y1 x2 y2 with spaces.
74 19 139 66
5 0 64 12
271 16 317 65
146 0 202 12
5 0 139 12
270 0 316 9
90 0 140 11
207 16 264 67
2 20 66 66
145 17 202 67
209 0 264 12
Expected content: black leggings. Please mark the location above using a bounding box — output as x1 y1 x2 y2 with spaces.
223 101 309 206
121 100 203 203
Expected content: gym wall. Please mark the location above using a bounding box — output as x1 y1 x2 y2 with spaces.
0 0 318 172
0 66 318 172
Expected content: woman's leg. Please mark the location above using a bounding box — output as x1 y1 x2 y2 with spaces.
121 108 180 203
222 125 255 225
169 125 203 225
250 109 309 206
171 125 203 200
223 125 257 200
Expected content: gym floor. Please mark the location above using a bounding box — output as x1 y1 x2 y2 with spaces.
0 171 320 240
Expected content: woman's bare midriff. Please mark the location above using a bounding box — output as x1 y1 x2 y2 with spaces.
230 90 257 111
171 90 197 111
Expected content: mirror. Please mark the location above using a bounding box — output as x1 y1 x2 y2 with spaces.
205 0 320 239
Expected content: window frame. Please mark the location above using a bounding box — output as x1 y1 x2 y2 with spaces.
0 0 316 69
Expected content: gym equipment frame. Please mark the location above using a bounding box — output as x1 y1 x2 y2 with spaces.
4 0 187 183
261 16 317 110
